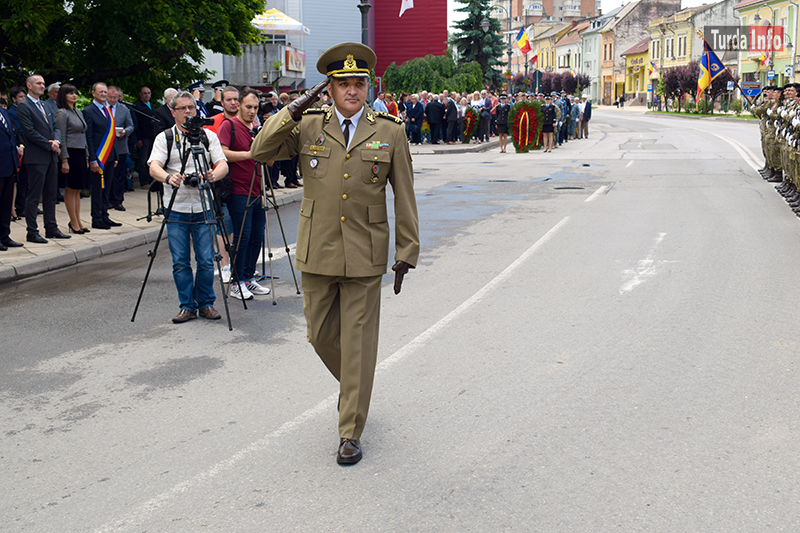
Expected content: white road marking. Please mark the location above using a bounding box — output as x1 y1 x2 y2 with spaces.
685 126 762 172
626 160 634 168
620 232 667 294
95 216 571 533
585 185 609 203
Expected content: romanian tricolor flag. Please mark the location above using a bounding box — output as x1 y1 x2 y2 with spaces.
531 48 539 65
648 61 658 76
516 27 532 55
697 41 725 101
760 51 768 66
96 106 116 173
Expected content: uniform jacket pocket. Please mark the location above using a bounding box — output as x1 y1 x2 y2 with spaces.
297 197 314 263
368 203 389 266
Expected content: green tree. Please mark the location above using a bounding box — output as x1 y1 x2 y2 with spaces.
0 0 264 94
448 0 504 87
383 51 483 94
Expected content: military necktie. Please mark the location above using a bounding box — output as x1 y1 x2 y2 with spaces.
342 118 352 149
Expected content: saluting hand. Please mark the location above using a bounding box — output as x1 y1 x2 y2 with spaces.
287 78 331 121
392 260 412 295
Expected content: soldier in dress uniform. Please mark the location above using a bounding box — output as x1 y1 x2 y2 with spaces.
187 81 210 118
207 80 228 117
753 86 774 179
251 42 420 465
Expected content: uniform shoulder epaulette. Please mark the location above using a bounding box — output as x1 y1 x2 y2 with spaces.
303 108 326 115
376 111 403 125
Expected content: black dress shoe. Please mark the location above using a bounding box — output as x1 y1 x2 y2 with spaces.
103 218 122 227
336 438 362 465
45 229 71 239
92 221 112 230
1 239 23 247
0 242 7 251
112 204 126 212
26 233 48 244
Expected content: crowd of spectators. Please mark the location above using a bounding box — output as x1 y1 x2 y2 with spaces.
372 88 592 146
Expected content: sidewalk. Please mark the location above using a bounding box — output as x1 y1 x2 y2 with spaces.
0 139 498 284
0 185 303 284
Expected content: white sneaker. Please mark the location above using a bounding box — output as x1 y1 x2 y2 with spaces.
230 282 253 300
221 265 231 283
246 279 271 295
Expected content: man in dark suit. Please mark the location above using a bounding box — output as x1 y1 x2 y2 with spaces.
153 88 178 136
444 93 458 144
7 86 27 218
133 86 158 187
0 104 24 250
425 95 445 144
16 74 70 243
580 95 592 139
83 82 120 230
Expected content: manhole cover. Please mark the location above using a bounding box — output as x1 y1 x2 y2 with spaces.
488 179 516 182
553 186 585 190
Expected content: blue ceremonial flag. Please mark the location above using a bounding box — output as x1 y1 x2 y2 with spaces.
697 41 725 100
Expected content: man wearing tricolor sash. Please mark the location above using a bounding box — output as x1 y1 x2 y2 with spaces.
84 82 121 230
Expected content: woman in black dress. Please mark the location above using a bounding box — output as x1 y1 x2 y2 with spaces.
541 95 557 153
55 84 90 233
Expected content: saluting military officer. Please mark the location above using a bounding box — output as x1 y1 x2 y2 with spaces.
250 42 420 465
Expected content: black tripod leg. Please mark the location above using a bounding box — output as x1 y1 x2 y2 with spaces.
131 186 178 322
264 175 301 295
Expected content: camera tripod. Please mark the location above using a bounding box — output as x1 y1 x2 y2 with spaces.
132 131 244 330
230 160 300 305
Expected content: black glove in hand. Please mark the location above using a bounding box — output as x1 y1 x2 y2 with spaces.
287 78 330 121
392 260 412 295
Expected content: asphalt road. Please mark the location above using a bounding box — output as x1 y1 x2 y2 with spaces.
3 109 800 532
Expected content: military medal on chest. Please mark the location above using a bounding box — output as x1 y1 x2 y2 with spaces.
310 157 319 169
371 164 380 183
315 133 325 146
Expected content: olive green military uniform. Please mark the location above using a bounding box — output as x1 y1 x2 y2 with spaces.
765 100 783 174
751 97 771 163
250 104 420 440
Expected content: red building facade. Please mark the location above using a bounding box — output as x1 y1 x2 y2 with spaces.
371 0 449 78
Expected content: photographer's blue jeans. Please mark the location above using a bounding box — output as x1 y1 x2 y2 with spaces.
228 194 265 282
167 210 216 312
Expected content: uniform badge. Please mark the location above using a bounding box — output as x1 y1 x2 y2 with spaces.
371 176 379 183
315 133 325 146
310 157 319 168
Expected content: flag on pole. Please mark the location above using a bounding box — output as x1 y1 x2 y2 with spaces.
760 51 768 66
399 0 413 17
530 48 539 66
696 41 725 101
515 27 532 55
648 61 658 76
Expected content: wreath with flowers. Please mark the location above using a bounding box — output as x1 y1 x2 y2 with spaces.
462 105 480 143
508 100 543 153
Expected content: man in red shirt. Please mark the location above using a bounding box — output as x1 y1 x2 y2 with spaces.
217 88 270 300
205 86 239 134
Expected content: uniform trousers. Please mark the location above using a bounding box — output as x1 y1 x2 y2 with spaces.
302 272 382 440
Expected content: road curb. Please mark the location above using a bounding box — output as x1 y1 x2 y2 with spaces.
2 189 305 285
